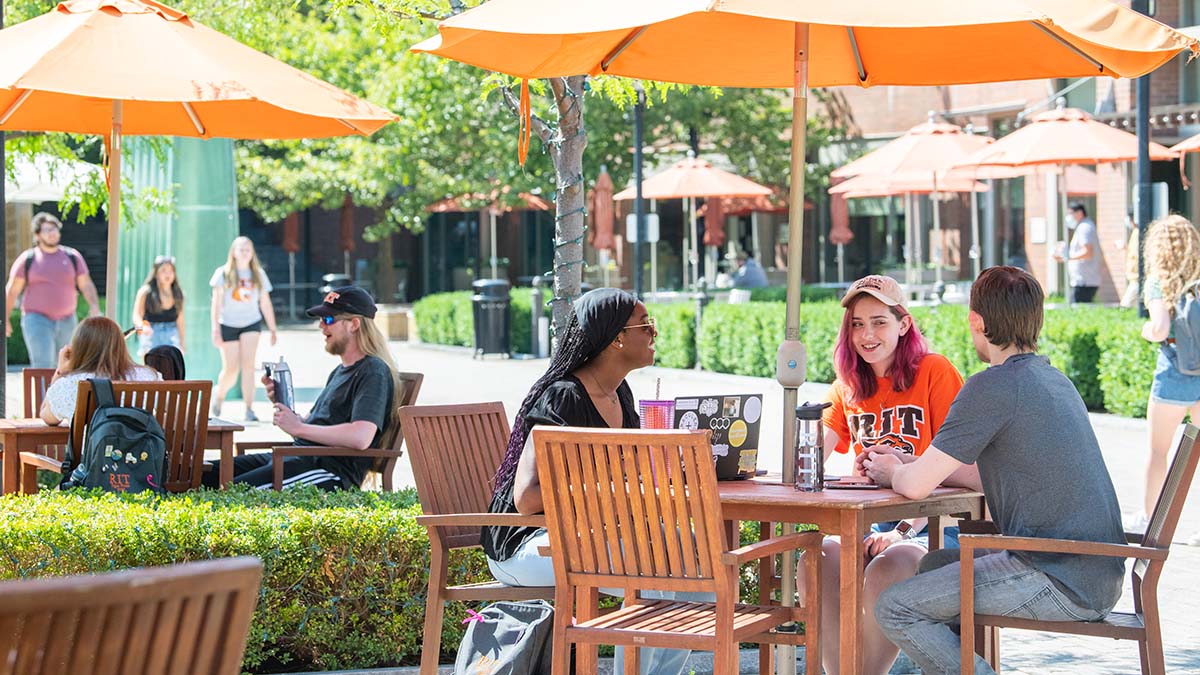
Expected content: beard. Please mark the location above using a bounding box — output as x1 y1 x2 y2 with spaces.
325 333 349 355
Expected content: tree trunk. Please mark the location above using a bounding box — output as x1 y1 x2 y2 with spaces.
548 76 587 337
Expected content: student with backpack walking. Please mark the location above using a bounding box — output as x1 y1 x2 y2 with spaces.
4 212 102 368
1132 215 1200 545
39 317 161 426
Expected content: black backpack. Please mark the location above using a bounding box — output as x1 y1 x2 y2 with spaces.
23 246 81 278
1163 280 1200 377
61 379 167 494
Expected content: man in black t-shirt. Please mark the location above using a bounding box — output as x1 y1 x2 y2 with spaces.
202 286 396 491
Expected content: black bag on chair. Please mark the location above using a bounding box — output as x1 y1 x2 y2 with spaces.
454 600 555 675
60 379 167 494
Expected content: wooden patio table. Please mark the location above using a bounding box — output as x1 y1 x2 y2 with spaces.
717 475 985 675
0 417 244 494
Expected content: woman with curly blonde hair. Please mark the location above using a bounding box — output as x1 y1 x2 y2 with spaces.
1133 215 1200 539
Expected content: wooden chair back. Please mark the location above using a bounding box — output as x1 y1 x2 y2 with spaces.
533 427 728 595
371 371 423 472
69 380 213 493
398 401 510 549
22 368 55 418
0 557 262 675
1136 423 1199 579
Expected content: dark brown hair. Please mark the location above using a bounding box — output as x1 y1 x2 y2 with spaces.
66 317 138 379
969 266 1043 351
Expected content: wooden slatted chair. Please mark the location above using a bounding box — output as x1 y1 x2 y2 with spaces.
959 423 1199 675
533 426 823 675
398 401 553 675
22 368 55 418
233 372 423 492
20 380 212 494
0 556 262 675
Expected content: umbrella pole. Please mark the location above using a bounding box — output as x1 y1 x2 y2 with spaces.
1060 162 1069 301
905 192 914 286
690 196 699 288
104 101 123 320
971 187 982 279
776 24 810 675
651 241 658 294
490 209 498 279
288 252 297 321
682 198 690 290
932 172 943 285
751 210 761 261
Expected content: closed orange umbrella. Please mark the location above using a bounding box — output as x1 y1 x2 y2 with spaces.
703 197 726 248
0 0 397 316
592 167 615 252
282 212 301 254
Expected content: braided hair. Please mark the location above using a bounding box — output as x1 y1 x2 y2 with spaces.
491 288 637 498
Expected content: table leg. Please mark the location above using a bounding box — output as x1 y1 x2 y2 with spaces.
2 433 17 495
838 509 865 675
219 432 234 488
929 515 943 551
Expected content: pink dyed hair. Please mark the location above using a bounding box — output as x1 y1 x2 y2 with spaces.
833 296 930 403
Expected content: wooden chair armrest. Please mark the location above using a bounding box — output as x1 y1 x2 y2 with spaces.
959 534 1169 561
958 519 999 535
235 441 278 455
415 513 547 529
271 446 402 459
721 531 822 566
19 451 62 472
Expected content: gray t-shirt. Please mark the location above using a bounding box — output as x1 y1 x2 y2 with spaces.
932 353 1125 612
210 267 272 328
1068 219 1101 287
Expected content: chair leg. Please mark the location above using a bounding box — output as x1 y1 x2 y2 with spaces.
576 586 599 675
419 541 449 675
624 645 638 675
20 466 40 495
1138 639 1152 675
1143 592 1165 675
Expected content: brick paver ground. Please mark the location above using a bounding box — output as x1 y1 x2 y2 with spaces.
8 326 1197 673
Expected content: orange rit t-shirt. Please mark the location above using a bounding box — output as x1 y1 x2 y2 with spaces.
822 353 964 457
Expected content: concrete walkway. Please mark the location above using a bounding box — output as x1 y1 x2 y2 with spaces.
7 327 1199 674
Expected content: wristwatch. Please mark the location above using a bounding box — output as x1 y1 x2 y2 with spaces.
894 521 918 540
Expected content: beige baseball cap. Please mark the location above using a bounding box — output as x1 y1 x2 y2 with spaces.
841 275 906 309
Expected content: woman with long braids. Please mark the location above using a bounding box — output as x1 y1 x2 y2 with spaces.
482 289 695 674
1130 215 1200 544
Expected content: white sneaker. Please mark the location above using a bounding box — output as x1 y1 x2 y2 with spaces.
1124 512 1150 535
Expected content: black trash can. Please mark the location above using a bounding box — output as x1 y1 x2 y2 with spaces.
472 279 511 358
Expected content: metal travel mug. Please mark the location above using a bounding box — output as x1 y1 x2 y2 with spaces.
265 357 295 410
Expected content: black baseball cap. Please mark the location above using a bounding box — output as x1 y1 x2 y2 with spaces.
306 286 378 319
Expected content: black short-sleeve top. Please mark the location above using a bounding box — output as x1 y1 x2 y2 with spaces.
482 374 640 562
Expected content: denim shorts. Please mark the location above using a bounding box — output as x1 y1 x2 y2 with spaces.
139 322 181 356
1150 350 1200 407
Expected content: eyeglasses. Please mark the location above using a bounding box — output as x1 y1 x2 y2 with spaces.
155 255 176 265
622 317 657 336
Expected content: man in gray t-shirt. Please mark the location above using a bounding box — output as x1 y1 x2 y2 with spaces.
1056 203 1102 303
863 266 1126 675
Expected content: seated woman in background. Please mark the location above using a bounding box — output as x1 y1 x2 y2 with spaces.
40 317 160 425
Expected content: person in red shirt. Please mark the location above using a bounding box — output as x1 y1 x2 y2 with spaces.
803 275 979 675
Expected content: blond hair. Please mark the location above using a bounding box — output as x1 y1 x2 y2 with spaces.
1143 215 1200 311
223 236 267 291
349 315 403 449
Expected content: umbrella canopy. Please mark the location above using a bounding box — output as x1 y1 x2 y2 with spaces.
0 0 397 317
832 120 994 179
830 171 988 197
957 107 1177 169
1170 132 1200 155
612 156 773 200
426 190 552 213
413 5 1195 631
592 167 615 251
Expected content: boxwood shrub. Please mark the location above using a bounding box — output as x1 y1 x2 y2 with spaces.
413 289 549 355
0 487 490 673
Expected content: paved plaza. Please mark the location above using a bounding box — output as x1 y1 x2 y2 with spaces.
7 326 1199 673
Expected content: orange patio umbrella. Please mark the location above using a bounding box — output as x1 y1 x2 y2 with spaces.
591 167 616 252
1168 132 1200 189
613 154 771 288
413 5 1194 657
956 104 1176 292
0 0 397 317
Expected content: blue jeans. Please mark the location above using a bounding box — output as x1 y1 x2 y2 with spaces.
138 322 181 357
874 551 1107 675
21 312 77 369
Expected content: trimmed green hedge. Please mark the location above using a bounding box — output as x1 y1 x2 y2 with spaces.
0 487 490 672
413 289 550 355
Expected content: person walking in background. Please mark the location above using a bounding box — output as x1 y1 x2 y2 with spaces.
4 212 101 368
210 236 277 421
39 317 160 426
1054 203 1101 304
1129 215 1200 544
132 256 185 358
